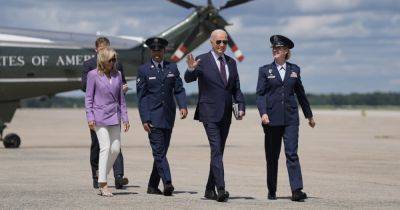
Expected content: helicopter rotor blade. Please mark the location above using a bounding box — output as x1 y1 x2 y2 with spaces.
170 26 200 62
168 0 198 9
220 0 253 10
226 31 244 62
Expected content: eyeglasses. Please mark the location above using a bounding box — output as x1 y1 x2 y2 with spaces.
108 57 116 63
215 40 228 45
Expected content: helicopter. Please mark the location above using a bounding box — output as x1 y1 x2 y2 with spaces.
0 0 252 148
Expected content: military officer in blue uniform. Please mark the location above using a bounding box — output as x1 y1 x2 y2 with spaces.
256 35 316 202
136 37 188 196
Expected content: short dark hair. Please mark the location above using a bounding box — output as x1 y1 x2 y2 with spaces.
95 37 110 48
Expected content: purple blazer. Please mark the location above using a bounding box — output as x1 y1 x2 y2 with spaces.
85 69 128 126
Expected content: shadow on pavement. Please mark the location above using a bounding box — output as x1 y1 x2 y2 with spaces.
113 192 138 196
109 185 141 189
174 190 198 195
230 196 255 200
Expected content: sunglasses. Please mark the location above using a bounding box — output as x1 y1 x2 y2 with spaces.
108 57 116 63
215 40 228 45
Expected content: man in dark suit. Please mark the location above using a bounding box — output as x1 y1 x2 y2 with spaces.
137 37 188 196
81 37 129 189
256 35 316 201
185 29 246 202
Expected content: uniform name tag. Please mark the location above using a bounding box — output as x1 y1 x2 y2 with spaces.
267 75 275 79
167 74 175 78
290 72 298 78
149 76 156 80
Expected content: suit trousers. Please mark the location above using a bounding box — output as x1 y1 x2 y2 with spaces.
202 116 231 190
90 129 124 180
263 124 303 192
148 128 172 188
95 125 121 183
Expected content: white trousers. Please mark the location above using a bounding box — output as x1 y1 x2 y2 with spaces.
95 124 121 183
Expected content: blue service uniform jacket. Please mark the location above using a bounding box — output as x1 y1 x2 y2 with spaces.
136 61 187 129
256 61 312 126
184 52 245 123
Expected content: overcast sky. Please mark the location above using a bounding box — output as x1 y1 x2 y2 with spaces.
1 0 399 95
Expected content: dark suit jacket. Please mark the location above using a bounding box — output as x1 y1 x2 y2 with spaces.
81 55 126 92
136 61 187 129
184 51 245 123
256 61 313 126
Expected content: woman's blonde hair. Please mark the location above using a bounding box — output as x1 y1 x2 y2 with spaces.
97 47 117 74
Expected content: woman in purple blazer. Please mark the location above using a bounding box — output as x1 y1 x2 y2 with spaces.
85 47 130 197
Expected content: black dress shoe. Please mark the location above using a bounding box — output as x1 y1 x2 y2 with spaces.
204 189 217 200
147 187 163 195
93 179 99 189
115 176 129 189
163 183 174 196
268 191 276 200
291 189 307 201
216 189 229 202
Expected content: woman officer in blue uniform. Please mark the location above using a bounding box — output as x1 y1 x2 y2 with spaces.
256 35 316 202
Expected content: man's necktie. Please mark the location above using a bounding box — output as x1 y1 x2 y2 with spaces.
218 56 228 86
158 63 162 71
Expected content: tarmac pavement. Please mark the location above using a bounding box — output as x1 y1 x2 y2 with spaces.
0 108 399 209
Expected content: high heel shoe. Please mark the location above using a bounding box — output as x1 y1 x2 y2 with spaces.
99 187 114 197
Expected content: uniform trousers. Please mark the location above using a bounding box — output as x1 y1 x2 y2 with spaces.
263 124 303 192
148 127 172 187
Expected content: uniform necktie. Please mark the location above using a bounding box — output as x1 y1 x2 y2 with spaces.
279 66 285 81
158 63 162 72
218 56 228 86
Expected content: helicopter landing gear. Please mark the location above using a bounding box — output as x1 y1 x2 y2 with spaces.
0 124 21 148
